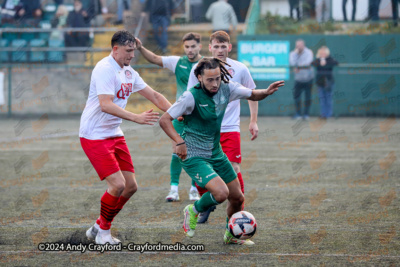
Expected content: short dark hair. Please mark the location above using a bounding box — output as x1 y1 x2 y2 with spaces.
182 32 201 43
111 30 136 48
194 57 232 84
210 31 230 44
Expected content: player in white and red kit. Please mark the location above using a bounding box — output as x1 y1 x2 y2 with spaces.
79 30 172 244
187 31 259 223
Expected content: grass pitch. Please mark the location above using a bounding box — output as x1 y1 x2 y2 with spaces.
0 116 399 266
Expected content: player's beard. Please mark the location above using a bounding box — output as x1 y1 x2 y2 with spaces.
200 82 217 97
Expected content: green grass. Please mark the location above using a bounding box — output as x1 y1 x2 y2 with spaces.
0 117 399 266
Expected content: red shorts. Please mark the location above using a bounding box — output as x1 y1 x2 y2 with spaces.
220 132 241 163
80 136 134 180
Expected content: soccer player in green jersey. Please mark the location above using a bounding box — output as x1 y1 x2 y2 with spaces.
136 33 203 202
159 58 284 245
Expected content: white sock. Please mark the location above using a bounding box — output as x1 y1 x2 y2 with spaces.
171 185 178 192
94 222 100 230
192 205 198 214
190 186 198 192
98 228 110 236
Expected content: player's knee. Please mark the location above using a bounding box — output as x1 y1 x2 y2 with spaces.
127 182 138 195
231 162 240 173
112 182 126 196
213 188 229 203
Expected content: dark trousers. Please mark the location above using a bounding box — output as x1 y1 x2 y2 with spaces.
392 0 399 25
289 0 300 20
368 0 381 21
293 81 313 116
151 15 169 50
342 0 357 21
65 32 89 47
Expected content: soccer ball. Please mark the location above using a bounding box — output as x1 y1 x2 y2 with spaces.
228 211 257 240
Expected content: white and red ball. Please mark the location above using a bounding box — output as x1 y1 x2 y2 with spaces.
228 211 257 240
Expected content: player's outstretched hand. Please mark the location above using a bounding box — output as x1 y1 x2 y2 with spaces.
266 80 285 95
134 109 159 125
176 143 187 160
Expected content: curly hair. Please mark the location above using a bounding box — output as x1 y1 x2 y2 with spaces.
111 30 136 48
194 57 232 85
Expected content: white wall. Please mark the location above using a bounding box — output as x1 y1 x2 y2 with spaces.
260 0 394 21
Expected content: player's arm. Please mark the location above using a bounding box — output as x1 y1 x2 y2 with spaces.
248 100 258 141
98 94 159 125
247 81 285 101
159 92 195 160
136 38 163 67
137 86 172 112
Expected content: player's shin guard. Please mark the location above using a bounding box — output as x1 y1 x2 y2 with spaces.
195 182 208 196
112 195 130 221
194 191 221 213
99 191 119 230
170 154 182 186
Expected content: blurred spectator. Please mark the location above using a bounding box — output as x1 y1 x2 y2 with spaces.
312 46 338 119
81 0 107 26
17 0 42 26
143 0 174 54
65 0 90 47
289 0 301 20
392 0 399 26
205 0 237 34
1 0 23 24
290 39 314 120
190 0 203 23
315 0 330 22
50 4 69 40
303 0 315 19
342 0 357 21
115 0 131 25
368 0 381 21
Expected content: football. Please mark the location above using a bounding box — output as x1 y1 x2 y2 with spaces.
228 211 257 240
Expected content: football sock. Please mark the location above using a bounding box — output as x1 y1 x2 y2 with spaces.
170 154 182 186
237 172 244 193
191 179 196 187
194 191 220 213
98 228 110 236
237 172 245 210
112 195 130 220
99 190 119 230
226 216 229 229
171 185 178 192
195 182 208 196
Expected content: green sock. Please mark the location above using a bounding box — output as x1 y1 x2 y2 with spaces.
194 191 220 213
191 179 196 187
226 216 229 229
170 154 182 186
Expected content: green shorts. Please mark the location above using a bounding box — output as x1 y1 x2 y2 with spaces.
179 152 237 188
172 119 184 136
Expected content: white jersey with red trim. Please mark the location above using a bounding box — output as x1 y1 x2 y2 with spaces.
187 57 256 133
79 55 147 140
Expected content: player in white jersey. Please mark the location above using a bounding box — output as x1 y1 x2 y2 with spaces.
80 30 172 245
187 31 259 223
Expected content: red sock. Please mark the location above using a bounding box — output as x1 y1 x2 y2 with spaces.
237 172 245 210
113 195 130 221
99 191 119 230
195 182 208 196
237 172 244 194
